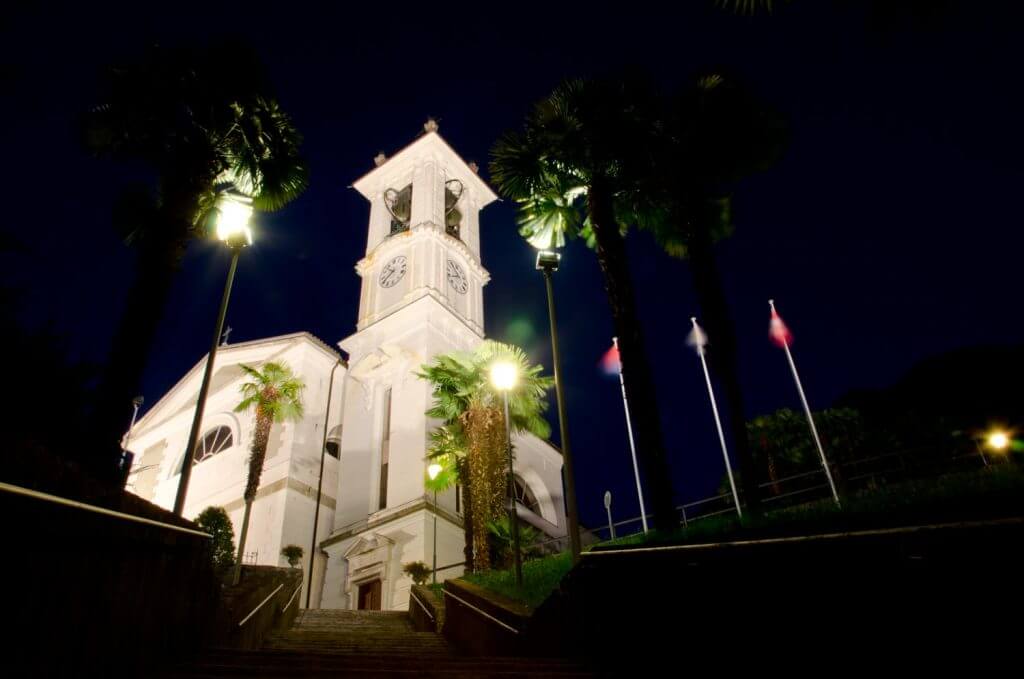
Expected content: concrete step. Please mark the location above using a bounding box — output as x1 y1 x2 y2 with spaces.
162 609 595 677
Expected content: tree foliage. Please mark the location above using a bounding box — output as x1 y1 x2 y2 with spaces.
418 341 553 571
280 544 303 568
403 561 431 586
195 506 236 572
746 408 866 486
490 75 680 533
486 516 544 569
82 42 309 480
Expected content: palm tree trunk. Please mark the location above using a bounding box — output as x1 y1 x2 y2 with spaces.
233 410 272 585
232 498 254 585
687 207 763 513
587 181 678 534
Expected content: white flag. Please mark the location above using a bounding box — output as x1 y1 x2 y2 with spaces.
687 317 709 354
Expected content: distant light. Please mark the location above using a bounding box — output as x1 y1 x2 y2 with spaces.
215 193 254 246
428 462 443 480
987 430 1010 451
490 362 518 391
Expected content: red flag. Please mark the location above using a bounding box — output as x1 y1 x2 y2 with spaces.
769 301 793 348
600 341 621 376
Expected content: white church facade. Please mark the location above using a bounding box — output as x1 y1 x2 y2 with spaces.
125 126 568 611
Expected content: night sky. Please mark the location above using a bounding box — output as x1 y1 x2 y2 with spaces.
3 2 1022 531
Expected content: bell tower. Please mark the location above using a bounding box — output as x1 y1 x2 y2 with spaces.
321 122 498 611
350 120 496 336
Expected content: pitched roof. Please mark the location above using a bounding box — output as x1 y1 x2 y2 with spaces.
131 331 342 436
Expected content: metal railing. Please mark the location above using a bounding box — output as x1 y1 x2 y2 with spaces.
238 583 302 628
445 445 997 561
581 446 994 544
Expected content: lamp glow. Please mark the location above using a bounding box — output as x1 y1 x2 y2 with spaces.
987 430 1010 451
490 362 518 391
215 194 254 246
428 462 443 480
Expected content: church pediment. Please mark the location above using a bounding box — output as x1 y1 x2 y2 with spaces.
343 533 394 559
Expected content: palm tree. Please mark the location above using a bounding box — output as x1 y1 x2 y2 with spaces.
650 73 787 512
490 77 680 534
418 341 553 571
232 361 305 583
423 426 475 572
82 43 308 482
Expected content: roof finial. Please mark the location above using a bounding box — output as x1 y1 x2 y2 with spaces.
468 161 479 174
373 152 387 167
424 118 439 133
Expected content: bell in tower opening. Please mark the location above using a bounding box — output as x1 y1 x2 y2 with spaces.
384 184 411 235
445 178 463 240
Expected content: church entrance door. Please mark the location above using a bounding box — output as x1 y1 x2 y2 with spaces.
357 580 382 610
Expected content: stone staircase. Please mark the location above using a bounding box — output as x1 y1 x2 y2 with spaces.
162 609 593 678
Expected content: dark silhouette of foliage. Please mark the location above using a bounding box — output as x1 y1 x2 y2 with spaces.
403 561 431 586
649 72 787 512
280 544 303 568
491 76 680 534
195 506 236 572
81 42 308 483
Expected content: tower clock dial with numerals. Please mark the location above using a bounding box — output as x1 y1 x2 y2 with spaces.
379 256 407 288
446 259 468 294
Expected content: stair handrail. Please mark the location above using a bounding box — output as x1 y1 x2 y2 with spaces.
237 583 284 627
410 588 435 622
442 589 520 634
283 583 303 612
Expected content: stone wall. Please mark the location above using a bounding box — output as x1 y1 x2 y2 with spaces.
3 480 219 677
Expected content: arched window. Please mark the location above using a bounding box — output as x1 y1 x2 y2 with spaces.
513 476 540 515
325 425 342 459
192 426 233 464
325 441 340 459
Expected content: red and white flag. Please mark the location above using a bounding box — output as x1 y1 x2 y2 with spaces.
768 299 793 348
600 340 621 376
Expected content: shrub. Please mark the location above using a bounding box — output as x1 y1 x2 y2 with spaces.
403 561 431 585
195 506 236 572
281 544 303 568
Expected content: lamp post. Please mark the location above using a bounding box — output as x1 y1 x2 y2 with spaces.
535 250 582 563
306 357 346 609
121 395 144 454
173 193 253 516
428 462 443 585
491 361 522 587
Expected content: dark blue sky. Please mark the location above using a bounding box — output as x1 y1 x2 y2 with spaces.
3 2 1022 531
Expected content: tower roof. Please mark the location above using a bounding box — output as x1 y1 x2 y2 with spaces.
351 128 498 206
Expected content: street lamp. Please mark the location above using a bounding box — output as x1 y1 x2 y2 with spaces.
987 430 1010 452
173 192 253 516
535 250 582 563
490 360 522 587
428 462 443 585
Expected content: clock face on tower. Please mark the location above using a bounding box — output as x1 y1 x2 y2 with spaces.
379 256 407 288
446 259 468 294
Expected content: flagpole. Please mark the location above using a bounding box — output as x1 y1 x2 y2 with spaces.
690 318 742 518
769 300 841 507
613 336 648 534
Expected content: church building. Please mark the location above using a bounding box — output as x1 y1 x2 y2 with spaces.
124 124 568 611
